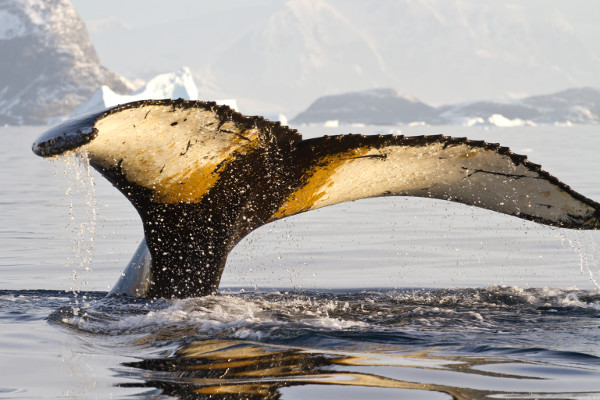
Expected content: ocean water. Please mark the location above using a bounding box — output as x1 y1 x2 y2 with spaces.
1 124 600 399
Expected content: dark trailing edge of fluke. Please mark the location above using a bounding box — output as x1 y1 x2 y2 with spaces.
33 99 600 298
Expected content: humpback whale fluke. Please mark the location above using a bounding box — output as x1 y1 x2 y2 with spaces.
33 99 600 298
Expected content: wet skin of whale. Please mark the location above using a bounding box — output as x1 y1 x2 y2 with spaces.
32 99 600 298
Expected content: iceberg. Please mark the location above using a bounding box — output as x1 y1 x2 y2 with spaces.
131 67 198 101
67 67 198 118
55 67 239 123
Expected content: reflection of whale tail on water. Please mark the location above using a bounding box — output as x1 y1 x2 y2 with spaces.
120 338 507 399
33 99 600 298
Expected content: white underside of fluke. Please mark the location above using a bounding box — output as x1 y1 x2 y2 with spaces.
87 104 262 203
276 141 595 227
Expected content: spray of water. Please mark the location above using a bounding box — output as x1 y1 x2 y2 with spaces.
560 230 600 289
53 150 98 305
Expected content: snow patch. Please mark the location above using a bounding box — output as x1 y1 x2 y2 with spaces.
0 10 26 39
569 106 598 122
20 0 79 34
21 0 47 26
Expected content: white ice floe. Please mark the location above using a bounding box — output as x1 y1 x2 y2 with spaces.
487 113 536 127
448 114 536 127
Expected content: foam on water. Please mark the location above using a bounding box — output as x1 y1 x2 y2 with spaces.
49 287 600 350
5 287 591 398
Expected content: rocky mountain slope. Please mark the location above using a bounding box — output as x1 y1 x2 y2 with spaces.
292 87 600 126
292 88 439 125
0 0 132 125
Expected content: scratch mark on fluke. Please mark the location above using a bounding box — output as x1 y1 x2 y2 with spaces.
180 140 192 156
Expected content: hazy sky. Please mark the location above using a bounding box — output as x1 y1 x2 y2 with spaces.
71 0 600 59
69 0 600 114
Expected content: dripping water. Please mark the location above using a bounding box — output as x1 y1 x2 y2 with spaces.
50 150 98 306
561 230 600 289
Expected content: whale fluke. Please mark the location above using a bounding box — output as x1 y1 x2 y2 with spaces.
33 99 600 298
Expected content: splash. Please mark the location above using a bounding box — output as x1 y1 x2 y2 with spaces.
51 287 600 341
51 150 98 303
560 230 600 289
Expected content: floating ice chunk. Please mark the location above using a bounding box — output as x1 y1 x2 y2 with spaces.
488 114 536 127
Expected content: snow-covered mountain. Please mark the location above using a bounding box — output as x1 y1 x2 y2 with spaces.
439 88 600 126
0 0 132 125
292 87 600 126
328 1 600 108
3 0 599 124
522 88 600 125
82 0 597 116
211 0 391 115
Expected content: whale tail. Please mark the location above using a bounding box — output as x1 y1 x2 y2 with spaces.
33 99 600 298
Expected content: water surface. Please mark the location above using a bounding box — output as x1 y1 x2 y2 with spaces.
1 124 600 398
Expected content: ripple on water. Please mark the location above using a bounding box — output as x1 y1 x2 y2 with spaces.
2 287 600 398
